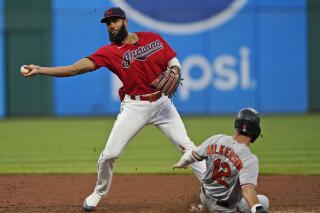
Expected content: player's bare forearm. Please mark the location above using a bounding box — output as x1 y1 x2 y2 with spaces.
20 58 95 77
38 65 78 77
242 185 268 213
241 184 260 209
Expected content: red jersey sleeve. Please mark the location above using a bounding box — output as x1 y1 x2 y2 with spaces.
86 46 112 70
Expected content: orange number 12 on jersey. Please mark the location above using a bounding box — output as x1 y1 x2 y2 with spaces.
211 158 231 188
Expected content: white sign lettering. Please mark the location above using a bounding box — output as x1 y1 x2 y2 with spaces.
180 46 255 100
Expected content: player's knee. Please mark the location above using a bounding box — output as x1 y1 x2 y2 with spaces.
101 150 121 160
258 195 269 210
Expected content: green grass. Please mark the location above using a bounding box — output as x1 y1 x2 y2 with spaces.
0 114 320 175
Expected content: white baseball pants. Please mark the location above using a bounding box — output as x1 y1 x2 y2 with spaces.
93 94 206 197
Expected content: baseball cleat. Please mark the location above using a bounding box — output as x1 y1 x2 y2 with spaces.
83 192 102 211
83 201 96 212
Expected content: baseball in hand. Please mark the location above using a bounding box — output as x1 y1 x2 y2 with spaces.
20 65 30 74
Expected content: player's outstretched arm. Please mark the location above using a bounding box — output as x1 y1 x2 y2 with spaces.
172 150 196 169
20 58 96 77
241 185 268 213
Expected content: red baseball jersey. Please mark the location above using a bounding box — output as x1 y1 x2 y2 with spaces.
87 32 176 95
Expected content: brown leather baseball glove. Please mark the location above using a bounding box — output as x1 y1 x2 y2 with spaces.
150 67 182 98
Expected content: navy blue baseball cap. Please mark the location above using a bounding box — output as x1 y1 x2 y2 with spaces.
100 7 126 23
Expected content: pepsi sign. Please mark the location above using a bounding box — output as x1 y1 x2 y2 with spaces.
111 0 248 34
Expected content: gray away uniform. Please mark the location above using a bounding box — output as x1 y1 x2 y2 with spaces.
193 134 267 213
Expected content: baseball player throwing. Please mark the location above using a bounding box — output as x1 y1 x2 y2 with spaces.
20 7 205 211
173 108 269 213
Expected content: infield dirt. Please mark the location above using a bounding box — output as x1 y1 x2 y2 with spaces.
0 175 319 212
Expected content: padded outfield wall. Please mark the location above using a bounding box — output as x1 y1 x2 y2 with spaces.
4 0 52 116
308 0 320 111
52 0 307 116
0 0 4 118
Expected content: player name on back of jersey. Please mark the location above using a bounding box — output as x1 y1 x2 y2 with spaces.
207 144 243 171
121 40 164 68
